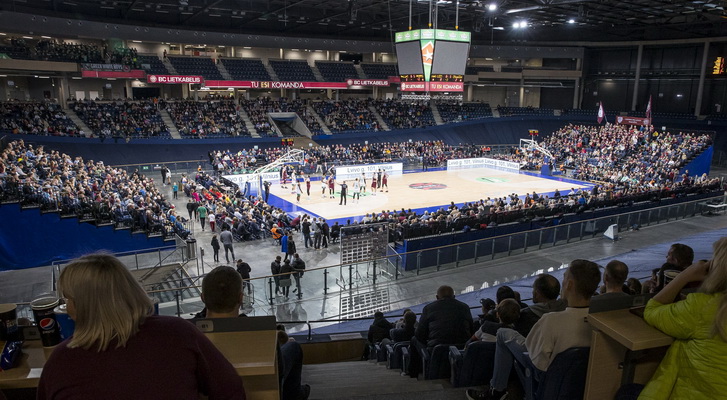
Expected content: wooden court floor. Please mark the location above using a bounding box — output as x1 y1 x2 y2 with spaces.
269 168 591 221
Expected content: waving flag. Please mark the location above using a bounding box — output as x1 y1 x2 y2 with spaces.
597 102 605 124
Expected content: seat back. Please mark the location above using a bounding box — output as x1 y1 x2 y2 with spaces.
386 341 409 370
451 341 496 387
423 344 455 380
536 347 590 400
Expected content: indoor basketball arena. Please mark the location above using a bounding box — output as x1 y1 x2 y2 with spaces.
1 1 727 399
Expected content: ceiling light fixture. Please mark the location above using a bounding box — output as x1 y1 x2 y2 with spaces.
488 3 497 11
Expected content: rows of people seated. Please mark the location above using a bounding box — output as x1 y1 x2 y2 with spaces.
0 38 103 63
314 61 358 82
167 56 224 80
0 140 188 238
371 99 436 129
310 99 380 133
220 58 271 81
166 99 248 138
365 240 726 400
496 106 554 116
239 97 322 135
436 101 493 123
71 100 171 139
269 60 317 81
0 101 81 137
360 63 398 79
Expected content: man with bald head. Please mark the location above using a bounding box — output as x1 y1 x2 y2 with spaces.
600 260 630 299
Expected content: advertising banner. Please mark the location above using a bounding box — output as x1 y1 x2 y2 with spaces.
222 172 280 188
447 157 520 171
81 63 131 72
335 163 403 179
147 75 204 84
615 116 651 126
81 70 146 79
204 80 348 89
400 82 464 92
346 79 391 87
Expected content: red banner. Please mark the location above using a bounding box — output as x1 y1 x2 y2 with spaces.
147 75 204 84
615 116 651 126
81 70 146 79
400 82 464 92
346 79 390 87
204 80 348 89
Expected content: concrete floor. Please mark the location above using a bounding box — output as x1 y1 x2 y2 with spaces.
3 169 727 333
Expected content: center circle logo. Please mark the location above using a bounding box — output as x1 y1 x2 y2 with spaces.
148 75 157 83
409 182 447 190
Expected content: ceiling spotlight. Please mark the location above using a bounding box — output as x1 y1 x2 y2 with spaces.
513 22 520 28
487 3 497 11
568 19 576 24
179 0 188 5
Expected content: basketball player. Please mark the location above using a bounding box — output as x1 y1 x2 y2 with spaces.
360 172 367 193
377 169 383 188
295 182 302 203
290 170 297 194
381 171 389 192
352 178 361 203
304 175 311 200
281 165 288 189
370 175 377 196
321 175 328 198
328 175 335 198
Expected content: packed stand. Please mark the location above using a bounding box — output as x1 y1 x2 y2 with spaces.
311 99 380 133
105 46 141 69
1 39 103 63
0 140 188 238
371 99 436 129
239 97 322 135
436 102 493 123
167 100 248 138
0 101 82 137
71 100 171 139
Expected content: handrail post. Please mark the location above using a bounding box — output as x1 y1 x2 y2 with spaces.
268 278 274 305
372 260 377 285
538 230 544 249
135 253 139 270
436 249 441 271
307 322 312 342
158 249 163 268
416 252 422 275
524 232 529 253
472 242 477 263
507 236 513 256
491 238 496 260
579 223 584 240
175 290 181 317
456 245 461 267
324 268 328 295
395 257 400 280
566 225 572 243
348 265 354 290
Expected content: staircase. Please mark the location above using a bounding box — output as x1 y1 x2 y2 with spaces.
368 105 391 131
354 64 367 79
265 63 280 81
311 65 325 82
293 136 318 149
238 107 260 138
160 109 182 139
492 108 501 118
307 105 332 135
302 361 466 400
217 61 233 80
163 59 178 75
64 108 93 136
430 103 444 125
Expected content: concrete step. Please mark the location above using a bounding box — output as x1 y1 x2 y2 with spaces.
163 59 178 75
302 361 465 400
430 103 444 125
354 64 367 79
64 108 93 137
311 65 325 82
217 61 233 80
238 108 260 138
160 109 182 139
307 105 332 135
265 63 280 81
368 105 391 131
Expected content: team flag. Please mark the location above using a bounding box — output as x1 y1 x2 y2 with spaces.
597 102 605 124
645 95 652 123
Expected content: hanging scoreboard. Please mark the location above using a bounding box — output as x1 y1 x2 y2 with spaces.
395 29 471 92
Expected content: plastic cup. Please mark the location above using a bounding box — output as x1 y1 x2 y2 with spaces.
31 296 62 347
0 303 20 341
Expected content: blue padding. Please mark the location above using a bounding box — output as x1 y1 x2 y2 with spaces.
0 203 172 270
680 145 712 177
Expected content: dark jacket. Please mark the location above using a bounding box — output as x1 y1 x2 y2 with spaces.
390 324 416 343
291 257 306 277
367 317 393 343
514 299 566 337
287 240 297 255
415 297 473 347
210 237 220 250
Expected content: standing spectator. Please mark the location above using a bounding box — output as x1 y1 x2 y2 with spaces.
291 253 306 297
219 227 235 263
313 219 322 250
301 218 312 249
271 256 282 295
172 181 178 199
320 219 329 249
286 236 297 262
236 259 252 295
210 234 220 263
281 233 289 260
208 212 216 232
279 259 294 299
197 204 208 231
161 165 168 186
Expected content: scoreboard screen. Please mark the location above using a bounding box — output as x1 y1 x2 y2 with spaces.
396 41 425 75
400 74 426 82
430 74 463 82
431 41 469 75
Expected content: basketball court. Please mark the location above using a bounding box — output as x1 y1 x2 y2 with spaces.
267 167 593 223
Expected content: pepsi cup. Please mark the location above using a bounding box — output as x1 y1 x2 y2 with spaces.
31 296 61 347
54 304 75 340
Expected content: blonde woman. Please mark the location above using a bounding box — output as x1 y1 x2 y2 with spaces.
638 238 727 399
37 254 244 399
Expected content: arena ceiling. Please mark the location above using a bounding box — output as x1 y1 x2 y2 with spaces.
2 0 727 44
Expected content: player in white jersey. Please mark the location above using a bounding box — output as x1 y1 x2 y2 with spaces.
352 178 361 203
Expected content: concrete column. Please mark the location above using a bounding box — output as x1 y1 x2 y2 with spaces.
0 78 8 101
694 41 710 116
181 84 189 99
125 80 133 100
467 84 473 102
518 77 525 107
573 79 580 109
193 88 199 101
327 89 333 99
179 44 185 56
335 89 339 101
280 48 284 59
372 87 378 99
58 77 70 108
631 44 643 111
